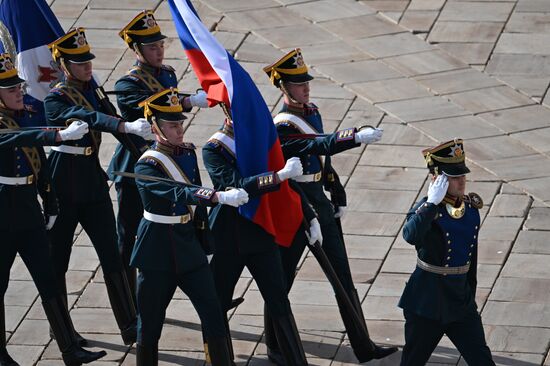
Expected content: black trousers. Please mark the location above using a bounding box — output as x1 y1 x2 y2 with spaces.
48 199 123 277
136 265 226 346
401 310 495 366
115 181 142 273
0 228 58 300
211 247 291 318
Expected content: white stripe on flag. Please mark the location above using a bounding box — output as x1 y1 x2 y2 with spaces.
17 45 59 101
173 0 234 101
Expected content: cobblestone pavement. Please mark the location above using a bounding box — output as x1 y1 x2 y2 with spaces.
5 0 550 365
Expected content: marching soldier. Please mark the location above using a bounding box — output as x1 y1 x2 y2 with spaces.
132 88 247 365
203 118 319 366
0 54 106 366
44 28 152 345
263 49 398 363
399 139 495 365
109 10 209 295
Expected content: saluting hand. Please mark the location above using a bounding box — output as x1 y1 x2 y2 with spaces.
427 174 449 205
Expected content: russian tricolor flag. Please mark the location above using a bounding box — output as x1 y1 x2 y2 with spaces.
168 0 303 246
0 0 64 116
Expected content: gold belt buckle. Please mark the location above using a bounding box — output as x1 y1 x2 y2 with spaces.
314 172 322 182
84 147 93 156
180 214 191 224
26 175 34 184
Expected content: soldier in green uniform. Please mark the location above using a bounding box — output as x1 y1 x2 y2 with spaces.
109 10 209 295
44 28 153 346
132 88 248 365
399 139 494 365
263 49 398 363
0 54 106 366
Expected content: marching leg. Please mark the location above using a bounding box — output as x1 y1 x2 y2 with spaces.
0 299 19 366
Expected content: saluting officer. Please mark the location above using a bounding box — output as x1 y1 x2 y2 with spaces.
44 28 152 345
203 117 321 366
0 54 106 366
109 10 209 295
132 88 248 365
399 139 495 365
263 49 398 363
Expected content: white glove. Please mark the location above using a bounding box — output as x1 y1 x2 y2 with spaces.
188 90 208 108
58 120 88 141
334 206 346 219
124 118 154 139
354 127 383 144
45 215 57 230
277 157 303 181
427 174 449 205
216 188 249 207
305 218 323 246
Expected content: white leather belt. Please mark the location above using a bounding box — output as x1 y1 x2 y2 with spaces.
417 258 470 276
143 211 191 224
292 172 322 183
51 145 94 156
0 174 34 185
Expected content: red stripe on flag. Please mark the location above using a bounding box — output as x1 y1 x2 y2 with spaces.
253 140 304 246
185 49 230 106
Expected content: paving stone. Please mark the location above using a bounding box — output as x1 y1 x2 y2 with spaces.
479 217 523 242
408 0 446 10
477 240 513 265
359 145 427 168
362 296 403 321
375 122 436 146
235 35 285 64
288 42 372 66
308 79 355 100
438 2 514 22
347 78 432 104
489 194 531 217
320 14 403 40
483 352 546 366
383 50 468 77
495 33 550 55
467 161 500 182
499 74 550 99
226 7 309 31
380 248 417 274
288 0 375 22
486 53 550 76
4 345 43 366
70 307 121 334
483 301 550 327
340 106 385 130
200 0 279 13
381 11 404 24
501 253 550 279
77 9 142 29
363 0 409 12
414 115 504 141
312 98 354 120
399 10 439 33
67 246 102 272
76 281 111 308
342 212 405 236
448 86 535 114
9 319 50 346
334 237 390 266
87 0 161 9
255 23 341 48
428 21 504 43
500 183 524 195
333 343 403 365
51 2 87 18
346 165 427 191
378 96 470 122
466 136 538 163
4 306 27 333
438 42 495 65
480 105 550 134
368 273 409 297
291 304 347 332
345 189 418 214
4 280 37 306
316 60 401 84
513 177 550 204
525 207 550 231
415 68 503 96
506 12 550 33
477 263 501 288
490 277 550 304
353 32 435 58
480 154 550 181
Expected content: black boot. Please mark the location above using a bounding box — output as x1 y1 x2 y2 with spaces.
43 296 106 366
0 300 19 366
136 343 158 366
263 305 284 366
271 313 308 366
206 337 232 366
50 274 88 347
346 288 398 362
104 271 137 345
